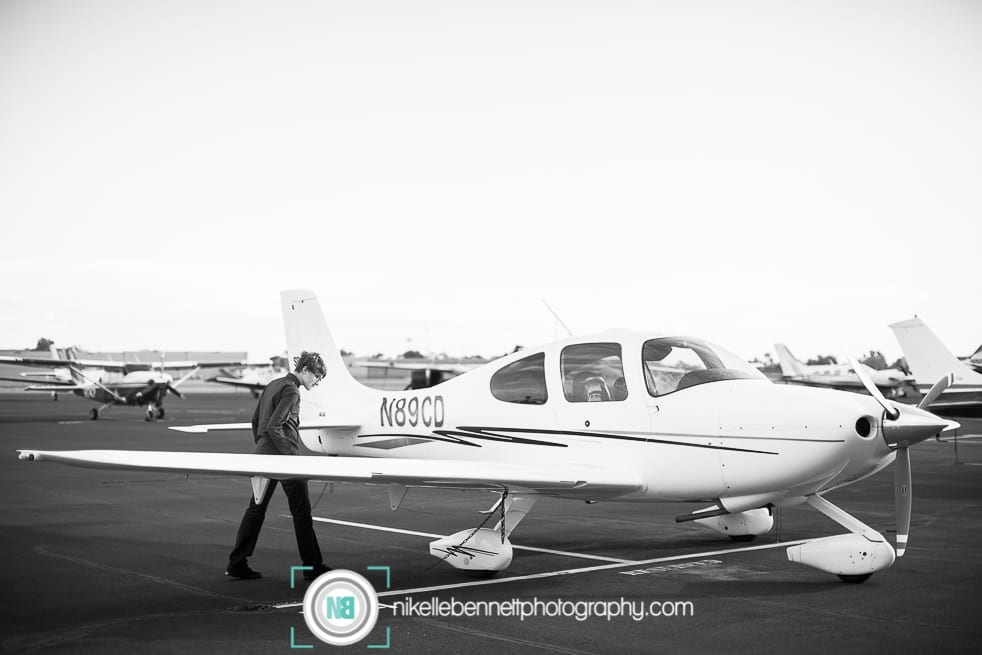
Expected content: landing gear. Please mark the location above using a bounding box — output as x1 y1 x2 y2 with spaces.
786 495 896 583
156 408 165 419
90 408 99 420
428 494 539 574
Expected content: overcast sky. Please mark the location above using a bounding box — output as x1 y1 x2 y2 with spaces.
1 0 979 363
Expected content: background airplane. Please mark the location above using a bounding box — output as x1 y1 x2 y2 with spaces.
206 364 285 397
358 359 486 389
889 317 982 417
208 358 487 394
0 349 260 420
773 343 913 397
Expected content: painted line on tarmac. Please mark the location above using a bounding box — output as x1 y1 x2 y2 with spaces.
273 538 811 609
310 516 634 563
938 434 982 443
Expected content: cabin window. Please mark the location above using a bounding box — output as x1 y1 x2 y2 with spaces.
643 337 766 397
561 343 627 402
490 352 548 405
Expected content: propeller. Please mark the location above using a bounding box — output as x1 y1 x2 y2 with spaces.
845 351 957 557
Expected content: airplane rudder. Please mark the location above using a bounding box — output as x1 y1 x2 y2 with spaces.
279 289 359 390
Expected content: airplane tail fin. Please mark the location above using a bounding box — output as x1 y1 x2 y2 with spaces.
280 289 364 403
774 343 807 378
889 317 982 386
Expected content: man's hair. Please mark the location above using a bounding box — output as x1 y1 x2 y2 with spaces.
293 351 327 378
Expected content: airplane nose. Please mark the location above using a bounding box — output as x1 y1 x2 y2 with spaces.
881 403 959 448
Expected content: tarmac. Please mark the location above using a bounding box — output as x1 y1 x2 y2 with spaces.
2 391 981 655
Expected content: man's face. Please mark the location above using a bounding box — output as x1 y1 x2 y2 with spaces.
298 368 324 391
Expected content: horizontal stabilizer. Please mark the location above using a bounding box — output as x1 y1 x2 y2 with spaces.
16 449 640 497
169 421 362 434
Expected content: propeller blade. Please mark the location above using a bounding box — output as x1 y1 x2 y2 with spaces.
895 447 912 557
845 350 900 420
918 372 955 410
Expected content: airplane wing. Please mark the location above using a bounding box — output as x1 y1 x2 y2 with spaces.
16 449 641 498
148 359 269 371
0 376 73 385
205 376 268 392
0 355 128 371
23 384 91 392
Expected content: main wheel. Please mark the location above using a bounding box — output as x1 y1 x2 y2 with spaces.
89 408 99 420
156 408 165 419
838 573 872 584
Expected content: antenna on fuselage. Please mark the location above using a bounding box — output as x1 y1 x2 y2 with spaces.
541 300 573 338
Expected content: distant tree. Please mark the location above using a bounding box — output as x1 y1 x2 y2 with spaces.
339 349 352 357
401 350 424 359
32 337 55 351
511 345 525 353
370 353 385 360
806 355 838 366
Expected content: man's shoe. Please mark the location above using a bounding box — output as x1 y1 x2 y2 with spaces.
226 564 262 580
303 564 332 581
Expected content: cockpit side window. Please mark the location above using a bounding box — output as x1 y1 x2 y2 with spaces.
490 352 547 405
561 343 627 402
643 337 764 397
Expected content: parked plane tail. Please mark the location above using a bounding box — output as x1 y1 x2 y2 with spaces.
889 317 982 387
774 343 807 378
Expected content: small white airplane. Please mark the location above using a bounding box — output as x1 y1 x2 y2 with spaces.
773 343 913 397
889 317 982 416
0 349 258 420
207 365 286 398
17 290 957 583
357 359 486 389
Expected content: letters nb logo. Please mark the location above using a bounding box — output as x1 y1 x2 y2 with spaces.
326 595 356 620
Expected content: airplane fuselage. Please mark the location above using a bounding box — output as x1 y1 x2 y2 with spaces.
300 331 895 508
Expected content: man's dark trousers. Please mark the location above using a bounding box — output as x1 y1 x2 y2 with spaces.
228 479 323 568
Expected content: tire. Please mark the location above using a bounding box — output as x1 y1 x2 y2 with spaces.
838 573 872 584
90 408 98 420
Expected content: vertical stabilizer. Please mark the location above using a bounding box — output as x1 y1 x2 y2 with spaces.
774 343 807 378
280 289 362 399
889 317 982 387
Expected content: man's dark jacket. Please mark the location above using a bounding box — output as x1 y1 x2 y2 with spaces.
251 373 302 456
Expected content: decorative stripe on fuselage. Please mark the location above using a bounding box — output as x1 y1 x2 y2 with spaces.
357 426 786 454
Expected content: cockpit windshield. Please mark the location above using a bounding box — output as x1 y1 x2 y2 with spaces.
643 337 766 397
